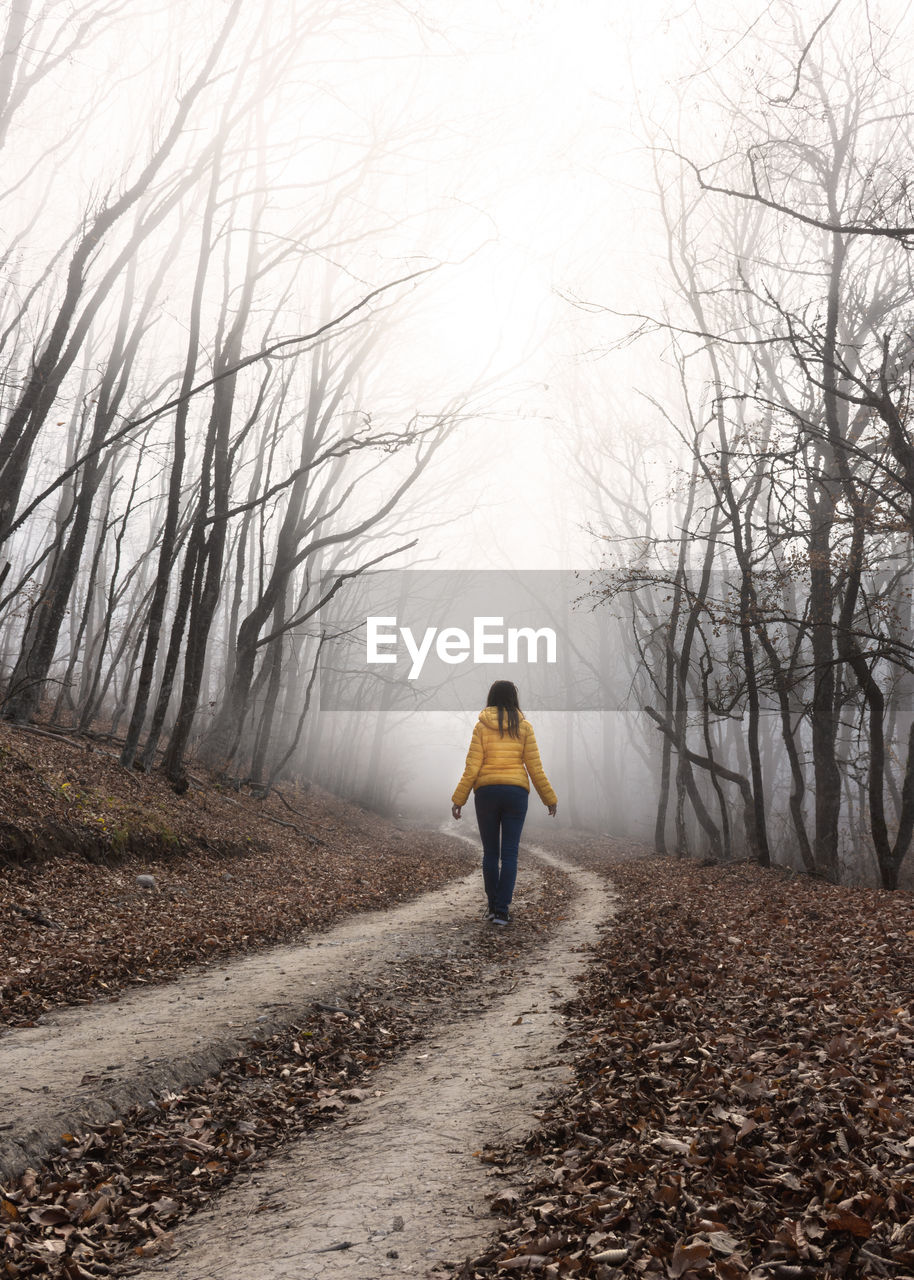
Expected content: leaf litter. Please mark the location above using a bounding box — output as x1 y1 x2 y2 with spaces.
0 865 572 1278
0 732 476 1029
449 855 914 1280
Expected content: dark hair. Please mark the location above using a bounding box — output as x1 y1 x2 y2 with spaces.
487 680 521 738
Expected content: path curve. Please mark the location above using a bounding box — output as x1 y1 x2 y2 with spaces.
133 847 616 1279
1 865 489 1178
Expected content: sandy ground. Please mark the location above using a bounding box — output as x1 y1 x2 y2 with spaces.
130 846 616 1279
0 867 486 1178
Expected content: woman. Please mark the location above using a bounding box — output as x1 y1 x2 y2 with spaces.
451 680 557 925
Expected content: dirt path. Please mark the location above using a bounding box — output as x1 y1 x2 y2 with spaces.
1 865 490 1178
131 847 616 1279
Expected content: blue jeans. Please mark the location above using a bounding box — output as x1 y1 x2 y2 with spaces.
474 784 529 913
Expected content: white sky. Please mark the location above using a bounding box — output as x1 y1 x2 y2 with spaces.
332 0 693 572
10 0 895 577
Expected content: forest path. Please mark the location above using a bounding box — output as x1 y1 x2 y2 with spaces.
1 862 491 1178
131 845 615 1279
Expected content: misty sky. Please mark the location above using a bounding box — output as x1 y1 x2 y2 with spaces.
12 0 870 572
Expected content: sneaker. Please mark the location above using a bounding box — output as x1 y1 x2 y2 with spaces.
491 909 511 926
483 905 495 921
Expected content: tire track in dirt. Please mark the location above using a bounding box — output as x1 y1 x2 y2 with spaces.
131 848 616 1279
1 864 492 1179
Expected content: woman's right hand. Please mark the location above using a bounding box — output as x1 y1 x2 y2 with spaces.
452 804 462 820
548 803 557 817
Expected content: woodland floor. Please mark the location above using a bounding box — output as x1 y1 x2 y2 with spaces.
456 852 914 1280
0 728 913 1280
0 720 472 1028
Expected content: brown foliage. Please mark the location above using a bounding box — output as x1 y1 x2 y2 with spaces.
457 857 914 1280
0 724 473 1026
0 869 568 1277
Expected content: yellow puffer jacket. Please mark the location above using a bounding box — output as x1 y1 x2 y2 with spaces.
452 706 557 807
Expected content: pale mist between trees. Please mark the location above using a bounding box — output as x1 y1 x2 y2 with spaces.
2 1 914 890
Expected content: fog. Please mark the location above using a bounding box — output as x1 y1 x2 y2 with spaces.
3 0 914 887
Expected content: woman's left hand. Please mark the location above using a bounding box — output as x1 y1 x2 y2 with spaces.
451 804 462 820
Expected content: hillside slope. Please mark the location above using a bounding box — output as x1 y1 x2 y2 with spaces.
0 723 472 1026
